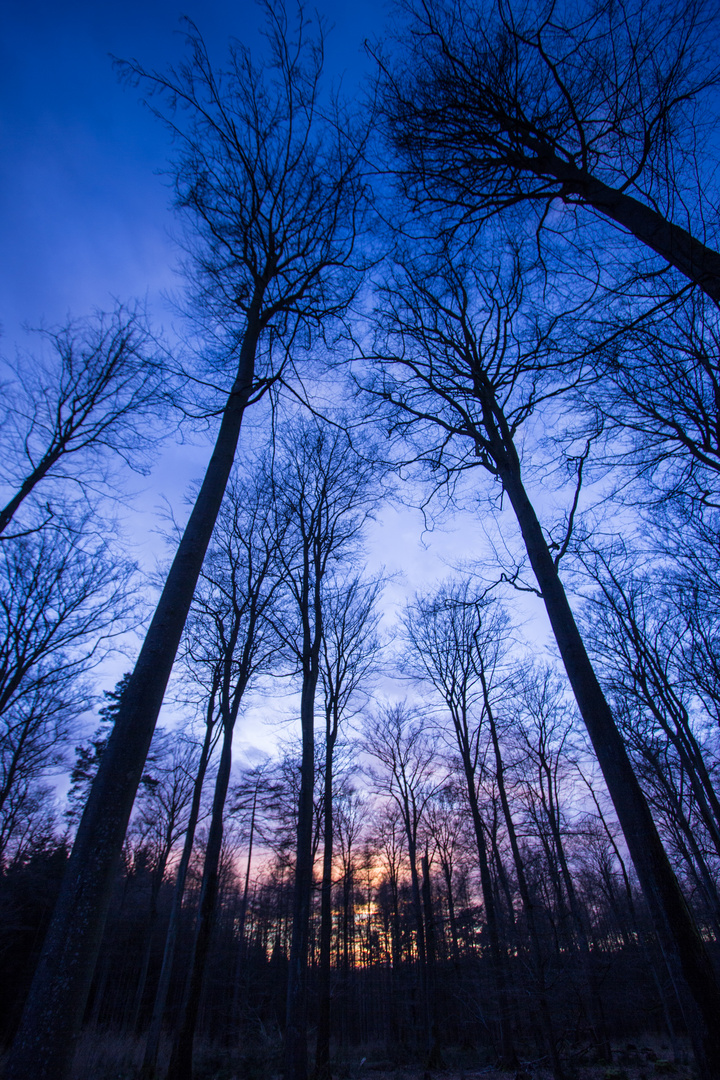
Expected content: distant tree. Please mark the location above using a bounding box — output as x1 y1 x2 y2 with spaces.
140 675 221 1079
403 582 561 1072
0 303 167 537
315 574 383 1080
125 730 199 1034
510 665 611 1060
363 703 442 1065
65 674 132 829
5 6 368 1076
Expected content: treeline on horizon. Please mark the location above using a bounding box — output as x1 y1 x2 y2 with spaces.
2 1 720 1079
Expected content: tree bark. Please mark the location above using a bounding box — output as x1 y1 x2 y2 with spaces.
4 303 262 1080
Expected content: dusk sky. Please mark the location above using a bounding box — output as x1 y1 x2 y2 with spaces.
1 0 388 347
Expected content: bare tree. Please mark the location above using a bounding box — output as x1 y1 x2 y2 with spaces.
166 467 283 1080
588 292 720 507
125 730 199 1035
5 8 368 1077
0 304 167 537
376 0 720 300
403 581 563 1074
510 665 611 1060
0 527 134 861
140 677 220 1079
580 547 720 858
363 246 720 1076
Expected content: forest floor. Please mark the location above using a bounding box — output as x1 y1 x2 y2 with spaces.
58 1030 695 1080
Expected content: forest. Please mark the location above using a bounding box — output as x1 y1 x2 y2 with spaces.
2 1 720 1079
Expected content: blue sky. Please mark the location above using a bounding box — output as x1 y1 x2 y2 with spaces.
1 0 387 347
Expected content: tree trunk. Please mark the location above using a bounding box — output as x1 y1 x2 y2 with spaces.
542 771 612 1062
499 459 720 1080
406 835 431 1056
420 851 440 1067
440 858 461 968
458 754 516 1067
231 780 259 1031
529 150 720 303
4 304 262 1080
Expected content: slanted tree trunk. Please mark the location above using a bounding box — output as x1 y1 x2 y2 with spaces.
524 152 720 305
5 305 263 1080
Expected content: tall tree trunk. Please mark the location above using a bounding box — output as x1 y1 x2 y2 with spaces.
4 303 263 1080
439 858 461 968
406 836 431 1056
231 780 259 1031
420 851 440 1067
498 458 720 1079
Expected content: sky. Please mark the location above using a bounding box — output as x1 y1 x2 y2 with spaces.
0 0 555 757
0 0 387 344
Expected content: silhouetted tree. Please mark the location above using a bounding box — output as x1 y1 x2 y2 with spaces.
0 304 167 537
363 245 720 1075
167 468 284 1080
5 6 368 1076
376 0 720 300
